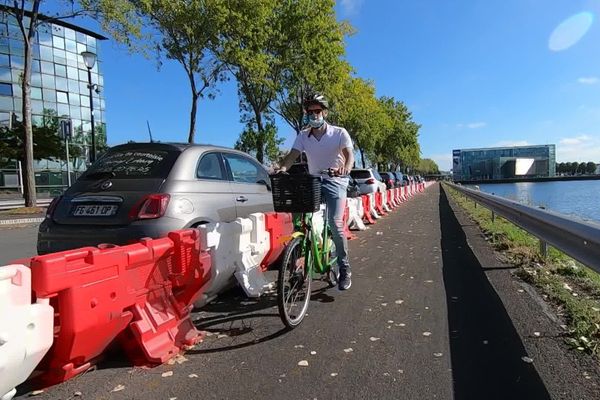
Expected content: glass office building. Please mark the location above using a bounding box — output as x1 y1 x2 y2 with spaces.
0 9 106 194
452 145 556 181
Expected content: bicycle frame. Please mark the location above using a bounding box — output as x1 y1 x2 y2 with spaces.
294 206 338 276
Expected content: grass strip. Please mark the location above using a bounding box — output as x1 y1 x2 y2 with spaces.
443 183 600 355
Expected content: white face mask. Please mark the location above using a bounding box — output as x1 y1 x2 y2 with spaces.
308 114 324 128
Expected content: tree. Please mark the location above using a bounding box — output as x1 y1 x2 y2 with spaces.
219 0 352 162
0 110 80 163
376 96 421 172
268 0 352 135
1 1 141 206
135 0 226 143
234 120 284 165
334 77 383 168
586 161 597 174
417 159 439 175
556 162 565 174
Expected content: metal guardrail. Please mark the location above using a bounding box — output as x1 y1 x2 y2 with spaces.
0 199 52 211
446 183 600 274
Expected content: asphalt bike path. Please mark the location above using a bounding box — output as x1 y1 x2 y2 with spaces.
16 183 593 399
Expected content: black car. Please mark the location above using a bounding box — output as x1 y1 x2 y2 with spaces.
379 172 396 190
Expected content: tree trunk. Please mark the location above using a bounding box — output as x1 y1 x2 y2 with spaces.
188 91 198 143
21 7 37 207
255 112 265 163
360 148 366 168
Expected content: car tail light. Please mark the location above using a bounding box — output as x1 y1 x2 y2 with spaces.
366 178 375 184
46 196 62 218
130 194 170 220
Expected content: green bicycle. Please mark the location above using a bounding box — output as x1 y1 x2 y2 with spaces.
270 169 342 329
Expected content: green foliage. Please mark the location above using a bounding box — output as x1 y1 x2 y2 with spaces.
417 158 440 175
333 77 383 167
0 111 68 162
268 0 353 134
557 161 598 175
376 96 421 171
134 0 227 143
234 121 284 165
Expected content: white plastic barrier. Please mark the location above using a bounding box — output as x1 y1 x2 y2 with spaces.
0 265 54 400
195 215 271 307
368 193 380 219
233 214 271 298
312 204 326 244
381 190 392 212
346 198 366 231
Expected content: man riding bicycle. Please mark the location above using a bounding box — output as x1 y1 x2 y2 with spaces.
277 94 354 290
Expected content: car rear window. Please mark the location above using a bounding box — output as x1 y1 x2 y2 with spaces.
83 149 180 179
373 171 382 180
351 170 372 179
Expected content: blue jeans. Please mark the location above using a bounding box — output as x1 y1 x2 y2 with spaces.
321 177 350 275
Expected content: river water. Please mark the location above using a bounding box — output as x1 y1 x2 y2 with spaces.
467 180 600 223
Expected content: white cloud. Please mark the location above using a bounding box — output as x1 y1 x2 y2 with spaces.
578 77 599 85
456 122 486 129
493 140 530 147
340 0 364 14
559 135 590 145
557 134 600 162
467 122 486 129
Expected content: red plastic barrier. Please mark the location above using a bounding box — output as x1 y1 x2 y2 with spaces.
361 195 375 224
393 188 399 204
375 191 387 215
30 230 209 385
387 190 396 208
342 202 357 240
261 212 294 271
419 183 424 192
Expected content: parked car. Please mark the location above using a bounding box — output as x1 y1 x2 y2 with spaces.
379 172 396 190
350 168 383 195
392 171 405 187
37 142 274 254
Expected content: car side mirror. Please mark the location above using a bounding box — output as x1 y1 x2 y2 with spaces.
257 179 272 191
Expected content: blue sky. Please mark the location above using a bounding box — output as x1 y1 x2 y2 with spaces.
67 0 600 171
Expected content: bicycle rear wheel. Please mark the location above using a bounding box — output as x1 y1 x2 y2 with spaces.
277 236 312 329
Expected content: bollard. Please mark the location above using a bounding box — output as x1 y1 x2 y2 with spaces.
539 239 548 259
491 210 495 222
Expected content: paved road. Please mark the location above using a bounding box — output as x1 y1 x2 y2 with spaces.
10 184 600 399
0 224 39 265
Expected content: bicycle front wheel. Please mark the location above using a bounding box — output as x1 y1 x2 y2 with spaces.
277 236 312 329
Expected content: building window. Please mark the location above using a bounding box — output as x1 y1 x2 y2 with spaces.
0 82 11 96
55 63 67 77
56 90 68 104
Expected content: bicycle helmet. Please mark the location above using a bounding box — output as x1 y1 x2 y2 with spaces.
303 93 329 110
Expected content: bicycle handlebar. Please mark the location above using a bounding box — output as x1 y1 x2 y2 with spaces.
319 168 349 178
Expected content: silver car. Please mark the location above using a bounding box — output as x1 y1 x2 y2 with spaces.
38 143 274 254
350 168 384 195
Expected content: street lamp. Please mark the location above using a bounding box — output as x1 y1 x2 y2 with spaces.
81 51 97 163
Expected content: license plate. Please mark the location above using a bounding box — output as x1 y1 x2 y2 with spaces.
72 204 118 217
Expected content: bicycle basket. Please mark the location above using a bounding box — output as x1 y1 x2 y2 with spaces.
270 174 322 213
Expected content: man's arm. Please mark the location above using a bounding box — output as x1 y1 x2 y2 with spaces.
278 148 302 172
339 147 354 176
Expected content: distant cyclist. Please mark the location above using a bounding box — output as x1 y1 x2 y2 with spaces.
277 94 354 290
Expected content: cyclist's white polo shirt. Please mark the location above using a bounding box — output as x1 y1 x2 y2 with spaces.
292 123 353 176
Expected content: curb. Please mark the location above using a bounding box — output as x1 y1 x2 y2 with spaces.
0 217 45 226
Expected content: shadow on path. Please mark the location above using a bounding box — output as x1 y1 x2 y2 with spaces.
439 186 551 400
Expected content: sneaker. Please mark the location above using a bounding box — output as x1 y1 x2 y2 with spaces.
338 273 352 291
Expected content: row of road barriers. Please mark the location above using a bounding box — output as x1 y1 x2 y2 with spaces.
0 182 429 399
